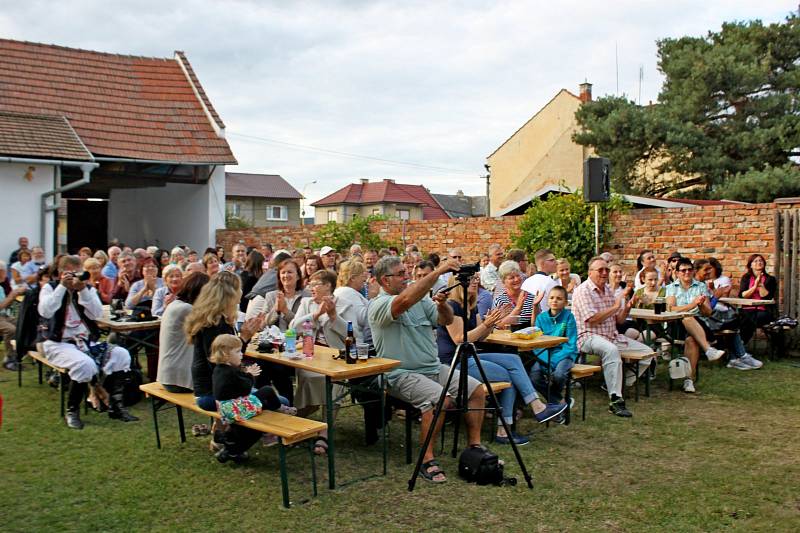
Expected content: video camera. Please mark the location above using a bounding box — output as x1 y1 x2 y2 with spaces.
454 262 480 283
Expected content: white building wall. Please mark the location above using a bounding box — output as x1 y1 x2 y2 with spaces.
108 166 226 252
0 162 57 261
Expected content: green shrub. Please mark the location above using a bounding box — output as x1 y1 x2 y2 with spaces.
310 214 397 252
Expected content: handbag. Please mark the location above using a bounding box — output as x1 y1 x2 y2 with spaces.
668 356 692 380
217 394 263 423
458 446 510 486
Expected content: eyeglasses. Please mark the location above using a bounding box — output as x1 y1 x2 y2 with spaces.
677 268 694 273
450 255 461 259
592 267 610 273
385 270 408 278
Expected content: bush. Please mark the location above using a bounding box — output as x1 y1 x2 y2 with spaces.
310 214 397 252
511 190 629 278
225 211 252 229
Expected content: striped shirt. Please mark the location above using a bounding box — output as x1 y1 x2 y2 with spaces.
572 278 626 349
492 287 535 326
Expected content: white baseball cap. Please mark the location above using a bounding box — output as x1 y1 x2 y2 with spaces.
320 246 335 256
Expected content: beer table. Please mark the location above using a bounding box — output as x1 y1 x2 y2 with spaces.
244 344 400 490
483 330 567 351
627 308 692 355
718 297 775 307
96 311 161 378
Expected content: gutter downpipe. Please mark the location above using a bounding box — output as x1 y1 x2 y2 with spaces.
0 157 99 255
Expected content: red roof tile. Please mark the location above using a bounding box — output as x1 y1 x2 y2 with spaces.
226 172 302 199
0 39 236 164
0 110 93 161
312 179 450 220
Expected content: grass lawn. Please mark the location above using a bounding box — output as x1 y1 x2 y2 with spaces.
1 347 799 532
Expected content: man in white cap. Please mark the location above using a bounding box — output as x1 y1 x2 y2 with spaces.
320 246 338 272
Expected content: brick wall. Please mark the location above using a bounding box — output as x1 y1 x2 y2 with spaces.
217 201 800 290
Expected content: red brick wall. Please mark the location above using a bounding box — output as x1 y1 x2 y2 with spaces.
217 201 799 289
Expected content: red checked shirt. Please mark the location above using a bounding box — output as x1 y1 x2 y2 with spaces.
572 278 627 350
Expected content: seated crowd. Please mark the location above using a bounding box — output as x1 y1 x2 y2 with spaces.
1 236 783 480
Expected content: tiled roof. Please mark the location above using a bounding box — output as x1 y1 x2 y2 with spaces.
312 179 451 219
226 172 302 199
0 111 93 161
0 38 236 164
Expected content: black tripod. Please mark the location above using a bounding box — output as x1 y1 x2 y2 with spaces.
407 271 533 491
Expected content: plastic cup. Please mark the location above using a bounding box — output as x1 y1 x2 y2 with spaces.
356 343 369 361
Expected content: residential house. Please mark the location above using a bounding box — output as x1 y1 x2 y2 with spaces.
431 190 487 218
311 179 450 224
226 172 302 227
0 38 236 259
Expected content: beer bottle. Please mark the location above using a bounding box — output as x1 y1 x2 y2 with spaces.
345 321 357 364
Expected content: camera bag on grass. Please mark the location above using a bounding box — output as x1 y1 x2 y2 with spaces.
458 446 512 486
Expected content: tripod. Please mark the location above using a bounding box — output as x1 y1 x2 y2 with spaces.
407 272 533 491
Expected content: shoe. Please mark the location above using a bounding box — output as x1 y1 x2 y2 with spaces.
683 379 696 393
494 431 530 446
705 347 725 361
3 359 19 371
209 438 225 452
740 354 763 369
554 398 575 425
534 402 568 423
608 397 632 418
65 410 84 430
726 357 753 371
215 448 249 464
277 404 297 416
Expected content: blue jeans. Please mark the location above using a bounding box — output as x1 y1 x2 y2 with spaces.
461 352 538 425
195 394 216 412
530 358 574 404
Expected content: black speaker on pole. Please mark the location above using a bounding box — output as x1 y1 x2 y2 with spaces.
583 157 610 202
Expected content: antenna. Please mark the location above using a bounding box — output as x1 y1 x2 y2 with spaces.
638 65 643 105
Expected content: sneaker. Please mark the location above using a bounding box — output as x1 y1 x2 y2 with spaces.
726 357 753 371
494 431 530 446
608 397 632 418
3 360 19 371
534 403 569 423
705 347 725 361
65 410 84 430
740 354 763 369
555 398 576 424
683 379 696 393
277 404 298 416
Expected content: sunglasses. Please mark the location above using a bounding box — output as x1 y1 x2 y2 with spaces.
677 268 694 273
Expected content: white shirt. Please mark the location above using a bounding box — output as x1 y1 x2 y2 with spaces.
520 273 557 314
713 275 732 312
480 263 500 291
38 283 103 342
333 286 373 345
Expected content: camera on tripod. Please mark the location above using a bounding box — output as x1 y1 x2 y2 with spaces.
454 262 480 283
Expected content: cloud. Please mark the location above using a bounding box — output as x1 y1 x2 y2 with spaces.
0 0 792 209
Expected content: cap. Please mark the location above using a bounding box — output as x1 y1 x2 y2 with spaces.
668 251 682 260
320 246 335 256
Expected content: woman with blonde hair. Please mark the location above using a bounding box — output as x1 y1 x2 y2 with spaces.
92 249 109 269
333 259 375 346
184 271 263 412
554 259 580 301
202 252 221 277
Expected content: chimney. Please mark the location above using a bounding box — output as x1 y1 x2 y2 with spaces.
360 178 369 185
383 178 395 184
579 82 592 103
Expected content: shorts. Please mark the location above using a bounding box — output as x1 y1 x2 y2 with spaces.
388 364 481 413
677 316 714 342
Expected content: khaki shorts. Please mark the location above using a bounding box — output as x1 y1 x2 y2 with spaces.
389 364 481 413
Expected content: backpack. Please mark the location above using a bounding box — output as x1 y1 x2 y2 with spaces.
458 446 512 486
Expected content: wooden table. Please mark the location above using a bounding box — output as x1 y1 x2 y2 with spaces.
483 330 568 351
619 349 656 401
628 308 692 322
96 314 161 378
245 344 400 490
719 297 775 307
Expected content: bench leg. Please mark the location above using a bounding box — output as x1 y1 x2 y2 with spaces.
309 440 318 498
564 376 572 426
582 379 587 421
380 374 388 476
37 360 43 384
278 439 291 508
325 377 336 490
17 357 22 387
60 374 65 418
405 410 412 465
176 406 186 443
151 396 162 449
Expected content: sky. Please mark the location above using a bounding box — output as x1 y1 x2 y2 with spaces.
0 1 794 214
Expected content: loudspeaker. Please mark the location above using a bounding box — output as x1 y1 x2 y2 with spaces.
583 157 610 202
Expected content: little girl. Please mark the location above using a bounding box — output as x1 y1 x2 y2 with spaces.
210 334 283 463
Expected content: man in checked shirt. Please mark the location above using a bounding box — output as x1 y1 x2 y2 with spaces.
572 256 653 417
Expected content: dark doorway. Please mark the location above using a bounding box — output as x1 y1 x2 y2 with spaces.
67 199 108 253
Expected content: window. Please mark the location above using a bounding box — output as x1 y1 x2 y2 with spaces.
327 210 338 222
266 205 288 221
397 209 410 220
230 203 240 217
372 209 381 216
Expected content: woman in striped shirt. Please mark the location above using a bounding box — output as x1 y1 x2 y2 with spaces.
492 260 540 329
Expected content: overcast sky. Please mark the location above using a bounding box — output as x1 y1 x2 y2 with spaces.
1 1 793 213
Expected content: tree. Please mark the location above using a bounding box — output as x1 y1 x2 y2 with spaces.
309 214 397 252
574 14 800 202
511 190 629 278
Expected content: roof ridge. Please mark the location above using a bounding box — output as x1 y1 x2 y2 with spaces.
174 51 226 130
0 38 174 62
59 115 94 161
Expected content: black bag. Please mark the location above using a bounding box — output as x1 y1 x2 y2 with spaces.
458 446 508 486
122 369 144 407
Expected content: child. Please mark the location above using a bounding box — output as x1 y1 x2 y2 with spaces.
210 334 283 463
530 285 578 405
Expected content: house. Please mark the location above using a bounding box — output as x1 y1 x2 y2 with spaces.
0 38 236 259
311 178 450 224
226 172 302 227
431 191 487 218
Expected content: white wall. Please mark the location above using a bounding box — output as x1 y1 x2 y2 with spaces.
108 166 227 251
0 162 57 261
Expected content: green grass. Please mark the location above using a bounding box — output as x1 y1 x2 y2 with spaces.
1 350 799 532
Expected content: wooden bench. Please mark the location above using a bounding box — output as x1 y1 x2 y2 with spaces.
565 364 602 423
139 382 327 508
620 349 656 402
13 340 72 417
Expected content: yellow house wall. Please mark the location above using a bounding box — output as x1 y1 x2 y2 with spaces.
487 90 591 215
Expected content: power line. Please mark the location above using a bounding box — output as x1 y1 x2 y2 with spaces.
227 131 479 176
